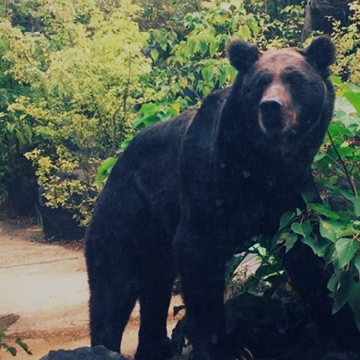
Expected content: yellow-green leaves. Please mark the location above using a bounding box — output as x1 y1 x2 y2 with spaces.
0 0 154 223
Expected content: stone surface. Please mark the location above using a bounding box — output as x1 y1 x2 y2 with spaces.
40 346 128 360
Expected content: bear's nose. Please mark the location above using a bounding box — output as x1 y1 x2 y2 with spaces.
259 99 283 130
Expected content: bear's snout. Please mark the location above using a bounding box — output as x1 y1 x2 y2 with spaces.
259 99 283 131
257 81 295 135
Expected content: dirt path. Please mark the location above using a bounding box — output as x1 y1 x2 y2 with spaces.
0 218 184 360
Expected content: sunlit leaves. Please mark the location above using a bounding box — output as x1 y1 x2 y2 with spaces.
0 0 153 223
147 0 262 107
320 220 340 243
132 103 178 129
335 238 360 268
97 157 117 185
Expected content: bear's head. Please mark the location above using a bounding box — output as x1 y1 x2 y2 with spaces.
227 36 335 161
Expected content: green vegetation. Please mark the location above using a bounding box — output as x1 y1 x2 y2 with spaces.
0 323 32 357
1 0 360 354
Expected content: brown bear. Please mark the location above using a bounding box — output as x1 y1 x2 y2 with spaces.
85 36 345 360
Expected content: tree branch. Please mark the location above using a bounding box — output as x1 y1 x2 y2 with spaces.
327 130 357 197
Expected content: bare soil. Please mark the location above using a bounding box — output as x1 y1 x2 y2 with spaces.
0 217 184 360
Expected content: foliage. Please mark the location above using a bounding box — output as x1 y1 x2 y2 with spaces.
25 147 99 225
331 1 360 84
0 325 32 357
0 27 34 204
0 0 152 222
311 78 360 327
244 0 305 47
134 0 201 31
141 0 257 112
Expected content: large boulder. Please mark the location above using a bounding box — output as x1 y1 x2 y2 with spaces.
40 346 129 360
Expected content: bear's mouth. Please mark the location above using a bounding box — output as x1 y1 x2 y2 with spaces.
258 98 284 133
258 104 297 138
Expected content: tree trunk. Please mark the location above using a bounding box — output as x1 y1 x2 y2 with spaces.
301 0 351 41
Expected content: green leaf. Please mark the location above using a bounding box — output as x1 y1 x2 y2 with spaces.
201 66 213 84
219 67 227 87
97 157 117 185
247 17 259 37
301 191 318 204
230 0 242 9
120 134 134 152
278 212 295 231
354 255 360 273
2 343 17 356
199 40 208 55
335 238 360 268
139 103 159 116
209 39 217 57
153 29 167 51
24 124 32 143
238 25 250 41
302 236 331 257
291 220 312 237
344 91 360 114
142 114 161 127
332 270 355 314
158 111 173 122
202 86 211 97
308 203 340 220
16 130 26 144
285 233 298 253
338 227 358 238
354 198 360 217
150 48 159 61
291 222 304 236
337 189 354 201
6 122 16 133
132 103 159 128
347 83 360 92
314 152 326 161
226 66 237 81
188 38 196 56
320 220 340 243
331 76 343 85
327 272 339 293
15 338 32 355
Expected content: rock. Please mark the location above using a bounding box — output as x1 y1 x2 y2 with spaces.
39 346 130 360
225 292 310 358
322 351 360 360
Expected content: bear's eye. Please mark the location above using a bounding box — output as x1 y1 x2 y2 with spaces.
243 72 272 97
256 72 272 88
283 71 305 86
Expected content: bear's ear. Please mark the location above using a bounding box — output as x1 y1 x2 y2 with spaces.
228 40 260 72
304 36 335 71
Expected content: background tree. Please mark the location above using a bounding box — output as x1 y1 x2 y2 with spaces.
302 0 351 41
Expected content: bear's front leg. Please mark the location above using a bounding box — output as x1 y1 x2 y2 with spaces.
174 224 237 360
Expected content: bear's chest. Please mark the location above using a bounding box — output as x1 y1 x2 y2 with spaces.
221 178 298 252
